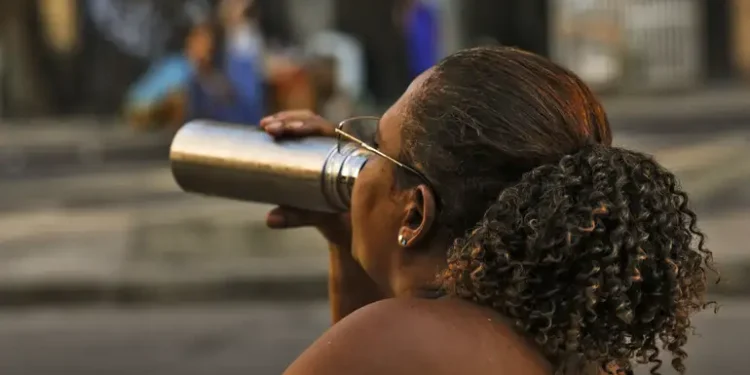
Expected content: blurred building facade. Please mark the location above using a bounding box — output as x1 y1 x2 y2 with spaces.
0 0 748 118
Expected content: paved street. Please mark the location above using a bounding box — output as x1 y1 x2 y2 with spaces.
0 115 749 373
0 127 749 297
0 298 745 375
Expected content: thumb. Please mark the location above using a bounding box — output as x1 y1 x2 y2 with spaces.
265 206 337 229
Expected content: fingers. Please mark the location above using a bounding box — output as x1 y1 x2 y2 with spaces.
260 118 309 138
260 110 315 125
259 110 335 138
265 206 289 228
265 206 337 229
266 206 353 247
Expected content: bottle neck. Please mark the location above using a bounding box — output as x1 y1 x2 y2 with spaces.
322 143 371 211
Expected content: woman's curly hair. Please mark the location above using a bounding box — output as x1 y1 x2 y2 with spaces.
398 46 717 374
440 145 716 374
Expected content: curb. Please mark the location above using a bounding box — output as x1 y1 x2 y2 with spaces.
609 110 750 135
0 276 330 307
2 110 747 180
0 265 743 307
0 131 172 180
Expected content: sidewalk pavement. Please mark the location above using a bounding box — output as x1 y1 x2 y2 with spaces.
0 128 748 304
0 199 331 304
0 118 172 179
601 86 750 133
1 88 749 304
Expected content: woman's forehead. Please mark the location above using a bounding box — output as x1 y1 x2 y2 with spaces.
381 69 434 133
408 68 433 94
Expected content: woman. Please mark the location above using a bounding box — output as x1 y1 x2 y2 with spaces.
260 46 715 375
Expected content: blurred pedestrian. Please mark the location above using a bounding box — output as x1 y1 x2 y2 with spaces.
187 0 265 125
122 0 214 130
304 30 365 120
125 0 267 130
397 0 440 80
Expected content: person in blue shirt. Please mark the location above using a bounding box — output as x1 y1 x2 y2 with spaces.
400 0 440 80
186 12 265 126
125 10 265 129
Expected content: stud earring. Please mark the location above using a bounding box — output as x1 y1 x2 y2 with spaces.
398 234 408 247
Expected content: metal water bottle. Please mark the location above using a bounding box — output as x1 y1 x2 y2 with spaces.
170 120 371 212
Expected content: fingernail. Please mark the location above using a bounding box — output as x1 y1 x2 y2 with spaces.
266 121 282 132
286 121 304 129
266 211 286 228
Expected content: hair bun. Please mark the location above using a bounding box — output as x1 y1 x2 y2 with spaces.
440 144 716 374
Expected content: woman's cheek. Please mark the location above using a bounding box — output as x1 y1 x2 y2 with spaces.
352 160 375 210
353 157 394 213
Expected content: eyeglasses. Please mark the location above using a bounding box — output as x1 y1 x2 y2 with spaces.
335 116 431 185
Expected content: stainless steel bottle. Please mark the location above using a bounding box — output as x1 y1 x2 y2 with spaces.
170 120 371 212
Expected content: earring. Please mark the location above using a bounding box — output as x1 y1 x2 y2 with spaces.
398 234 408 247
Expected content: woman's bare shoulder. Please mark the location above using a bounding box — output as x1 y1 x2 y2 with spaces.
283 298 551 375
283 298 446 375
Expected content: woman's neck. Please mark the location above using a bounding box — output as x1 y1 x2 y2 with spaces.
389 253 446 298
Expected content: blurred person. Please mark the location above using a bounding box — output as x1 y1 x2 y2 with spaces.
219 0 317 115
396 0 440 80
126 1 266 129
113 0 215 127
124 22 196 130
286 0 334 43
247 0 318 113
259 46 716 375
304 30 366 120
83 0 206 115
188 0 264 125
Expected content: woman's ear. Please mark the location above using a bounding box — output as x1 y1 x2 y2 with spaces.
397 184 437 248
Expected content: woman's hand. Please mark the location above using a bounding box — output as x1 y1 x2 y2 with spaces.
261 110 383 322
260 109 336 138
259 110 349 247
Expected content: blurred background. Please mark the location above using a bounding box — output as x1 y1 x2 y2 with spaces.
0 0 749 374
